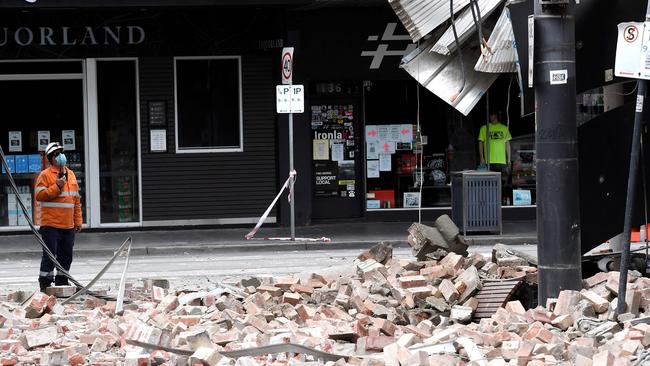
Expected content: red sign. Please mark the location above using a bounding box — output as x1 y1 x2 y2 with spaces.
281 47 294 84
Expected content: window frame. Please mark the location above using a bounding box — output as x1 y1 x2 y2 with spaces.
173 55 244 153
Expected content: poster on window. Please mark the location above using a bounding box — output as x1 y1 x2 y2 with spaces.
314 161 338 196
62 130 76 150
150 129 167 152
8 131 21 152
367 160 380 178
379 153 392 171
331 142 344 162
37 131 50 151
366 125 378 143
313 139 329 160
389 125 402 141
380 141 396 154
367 141 379 159
338 160 355 184
399 124 414 142
377 126 389 140
403 192 421 208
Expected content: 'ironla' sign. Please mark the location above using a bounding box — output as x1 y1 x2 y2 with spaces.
0 26 145 47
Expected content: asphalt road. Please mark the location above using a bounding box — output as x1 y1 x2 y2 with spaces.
0 245 537 294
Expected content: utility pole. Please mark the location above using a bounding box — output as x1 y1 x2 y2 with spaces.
534 0 582 304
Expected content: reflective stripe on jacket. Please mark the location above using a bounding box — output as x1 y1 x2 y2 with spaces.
35 166 82 229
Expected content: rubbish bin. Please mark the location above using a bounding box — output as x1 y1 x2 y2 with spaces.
451 171 502 235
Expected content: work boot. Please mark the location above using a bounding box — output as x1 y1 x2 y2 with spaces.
39 280 51 293
54 276 69 287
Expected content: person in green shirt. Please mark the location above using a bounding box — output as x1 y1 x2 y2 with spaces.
478 113 512 172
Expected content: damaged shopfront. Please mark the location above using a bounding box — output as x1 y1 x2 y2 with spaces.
280 5 537 226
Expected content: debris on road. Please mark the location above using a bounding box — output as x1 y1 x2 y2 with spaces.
0 226 649 365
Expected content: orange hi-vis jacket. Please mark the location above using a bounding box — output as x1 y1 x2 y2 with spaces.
35 166 82 229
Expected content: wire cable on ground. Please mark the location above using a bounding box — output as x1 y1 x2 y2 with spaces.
0 145 116 302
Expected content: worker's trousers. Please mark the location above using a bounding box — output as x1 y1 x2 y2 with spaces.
39 226 75 287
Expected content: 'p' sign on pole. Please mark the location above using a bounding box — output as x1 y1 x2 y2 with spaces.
276 47 303 240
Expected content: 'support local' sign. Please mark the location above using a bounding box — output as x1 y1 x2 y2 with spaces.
0 26 145 47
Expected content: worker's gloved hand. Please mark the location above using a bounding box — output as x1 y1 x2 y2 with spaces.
56 176 67 189
477 163 488 171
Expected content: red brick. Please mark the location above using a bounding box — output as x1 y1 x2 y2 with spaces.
592 350 614 366
1 357 17 366
362 336 395 351
584 272 608 288
398 275 427 288
290 284 314 295
275 277 299 290
420 265 451 279
282 292 301 306
257 286 282 297
372 318 397 336
505 301 526 315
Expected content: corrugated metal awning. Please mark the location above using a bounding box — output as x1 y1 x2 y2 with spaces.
474 6 518 73
401 39 498 116
430 0 504 55
388 0 472 42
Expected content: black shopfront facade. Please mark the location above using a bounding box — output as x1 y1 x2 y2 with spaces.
279 6 536 227
0 0 535 233
0 2 281 231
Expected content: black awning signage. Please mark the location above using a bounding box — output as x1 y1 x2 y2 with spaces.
0 26 145 47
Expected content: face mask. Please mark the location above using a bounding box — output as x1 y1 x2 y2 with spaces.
55 153 67 168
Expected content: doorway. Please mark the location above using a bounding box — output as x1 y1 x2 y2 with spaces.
0 59 142 231
309 81 364 220
0 61 86 229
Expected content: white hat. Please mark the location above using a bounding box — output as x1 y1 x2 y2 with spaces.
45 142 63 157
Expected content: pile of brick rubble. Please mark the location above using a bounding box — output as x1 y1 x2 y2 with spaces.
0 217 649 365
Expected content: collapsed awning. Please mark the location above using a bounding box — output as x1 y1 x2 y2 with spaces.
388 0 473 42
400 39 498 116
473 6 518 73
430 0 504 55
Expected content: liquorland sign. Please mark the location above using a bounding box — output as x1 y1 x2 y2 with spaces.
0 26 145 46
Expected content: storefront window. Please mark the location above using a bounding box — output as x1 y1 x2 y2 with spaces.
364 81 452 209
97 60 140 223
0 63 86 227
174 57 242 152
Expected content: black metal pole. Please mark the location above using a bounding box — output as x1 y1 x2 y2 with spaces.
616 79 647 317
534 1 582 304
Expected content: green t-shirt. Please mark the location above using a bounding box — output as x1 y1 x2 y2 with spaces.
478 122 512 164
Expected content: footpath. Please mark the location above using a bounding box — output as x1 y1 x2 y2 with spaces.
0 220 536 259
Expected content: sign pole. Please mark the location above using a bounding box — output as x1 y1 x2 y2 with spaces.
616 5 650 316
281 47 296 241
289 111 295 241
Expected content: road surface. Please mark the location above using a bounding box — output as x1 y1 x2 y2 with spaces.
0 245 537 294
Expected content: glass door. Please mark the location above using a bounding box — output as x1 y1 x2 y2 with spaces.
95 60 140 224
0 61 86 230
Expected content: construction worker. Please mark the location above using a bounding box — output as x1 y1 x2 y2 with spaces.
478 113 512 173
35 142 82 292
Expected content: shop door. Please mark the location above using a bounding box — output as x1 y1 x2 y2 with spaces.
89 59 141 225
310 84 364 219
0 61 87 229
